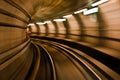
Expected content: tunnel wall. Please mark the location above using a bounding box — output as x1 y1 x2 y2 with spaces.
0 0 41 79
30 0 120 51
0 0 28 53
1 0 118 79
98 0 120 50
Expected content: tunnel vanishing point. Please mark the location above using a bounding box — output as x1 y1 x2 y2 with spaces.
0 0 120 80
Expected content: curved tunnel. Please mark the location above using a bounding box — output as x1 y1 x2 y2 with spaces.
0 0 120 80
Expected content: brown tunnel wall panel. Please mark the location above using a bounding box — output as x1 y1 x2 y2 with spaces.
56 21 66 38
0 0 29 21
31 25 37 33
0 27 26 53
0 14 27 26
46 21 56 37
98 0 120 49
39 24 47 36
0 0 39 79
0 0 31 53
67 15 81 39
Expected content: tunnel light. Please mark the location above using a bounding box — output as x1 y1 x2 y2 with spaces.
83 7 99 15
27 23 34 26
53 19 66 22
45 21 51 23
63 14 72 18
92 0 109 7
36 22 46 25
74 8 87 14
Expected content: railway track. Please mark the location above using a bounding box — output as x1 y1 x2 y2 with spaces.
31 38 120 80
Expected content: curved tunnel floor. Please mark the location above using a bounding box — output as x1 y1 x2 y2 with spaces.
38 42 85 80
31 38 120 80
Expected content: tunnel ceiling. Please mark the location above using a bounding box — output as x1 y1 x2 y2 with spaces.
30 0 98 22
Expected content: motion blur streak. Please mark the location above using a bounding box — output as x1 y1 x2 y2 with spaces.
0 0 120 80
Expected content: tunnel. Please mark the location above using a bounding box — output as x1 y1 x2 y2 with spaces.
0 0 120 80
